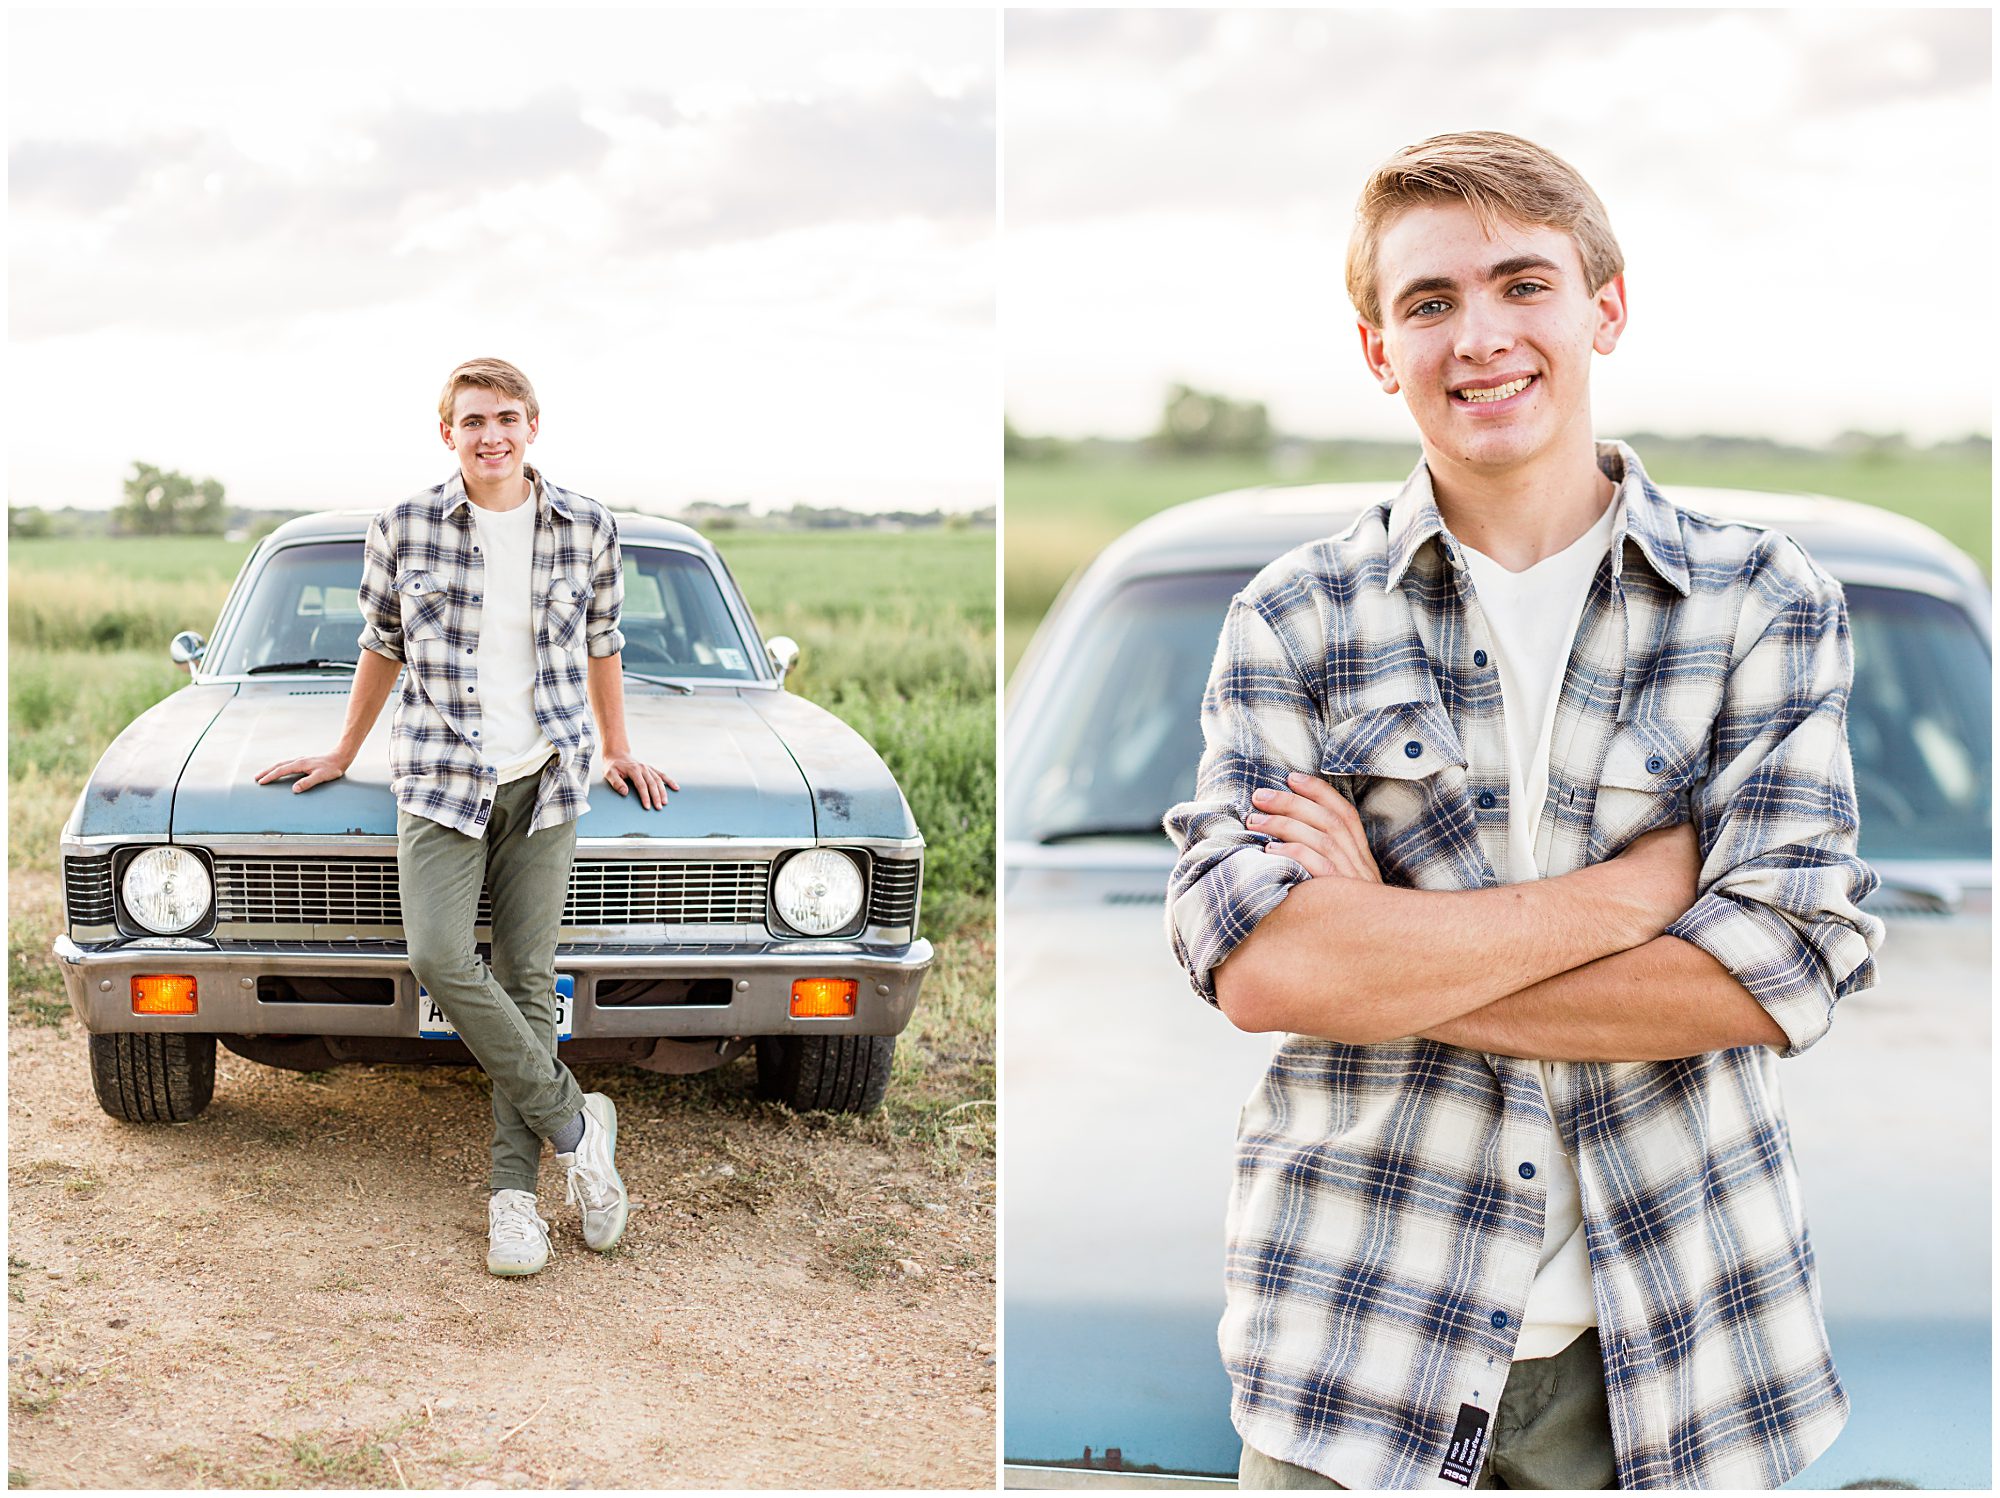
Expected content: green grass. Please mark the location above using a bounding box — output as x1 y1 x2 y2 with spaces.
1003 444 1991 678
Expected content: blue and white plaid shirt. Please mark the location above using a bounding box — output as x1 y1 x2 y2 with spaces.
1164 442 1885 1489
357 467 625 838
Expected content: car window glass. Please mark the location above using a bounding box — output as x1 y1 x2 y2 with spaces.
622 547 758 679
208 542 368 674
210 540 762 683
1011 570 1245 843
1843 583 1991 861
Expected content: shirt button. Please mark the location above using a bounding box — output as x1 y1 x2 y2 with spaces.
1491 1311 1509 1330
1646 754 1665 774
1473 650 1488 667
1403 741 1422 759
1518 1162 1536 1179
1478 791 1496 809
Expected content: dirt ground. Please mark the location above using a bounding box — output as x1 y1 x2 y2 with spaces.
8 885 996 1489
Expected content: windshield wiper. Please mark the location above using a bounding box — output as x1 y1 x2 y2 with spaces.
623 670 694 695
246 660 359 675
1038 823 1170 844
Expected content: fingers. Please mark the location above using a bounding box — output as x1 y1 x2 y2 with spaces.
1251 775 1382 883
255 760 300 784
1264 840 1338 879
605 763 630 797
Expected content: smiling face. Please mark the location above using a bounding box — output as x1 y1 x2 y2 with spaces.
1360 200 1626 486
441 385 537 492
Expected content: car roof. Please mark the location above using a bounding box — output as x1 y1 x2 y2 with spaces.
260 506 719 553
1087 481 1988 603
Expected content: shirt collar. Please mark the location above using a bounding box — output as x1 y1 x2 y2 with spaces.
439 463 573 521
1381 438 1691 598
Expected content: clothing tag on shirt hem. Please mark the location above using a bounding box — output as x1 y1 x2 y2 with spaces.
1438 1403 1490 1487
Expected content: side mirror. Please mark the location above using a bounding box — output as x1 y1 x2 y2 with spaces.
766 635 800 684
169 630 207 670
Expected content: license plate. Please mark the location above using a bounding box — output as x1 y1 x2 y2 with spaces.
419 974 574 1041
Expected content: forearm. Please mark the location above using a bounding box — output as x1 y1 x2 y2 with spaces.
586 652 631 756
1422 934 1786 1060
1214 858 1658 1042
332 650 401 762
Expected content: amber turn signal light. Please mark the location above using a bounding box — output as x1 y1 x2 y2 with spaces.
789 978 857 1019
132 975 199 1015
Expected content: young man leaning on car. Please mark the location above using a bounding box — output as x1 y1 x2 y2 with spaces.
258 358 676 1277
1164 133 1884 1490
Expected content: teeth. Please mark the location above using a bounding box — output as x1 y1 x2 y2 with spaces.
1457 376 1532 403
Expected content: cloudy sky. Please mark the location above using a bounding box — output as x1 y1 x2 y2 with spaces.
10 9 994 514
1005 9 1992 447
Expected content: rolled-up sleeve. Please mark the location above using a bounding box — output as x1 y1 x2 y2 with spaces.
1164 592 1323 1005
354 510 404 663
1664 556 1886 1056
585 512 625 658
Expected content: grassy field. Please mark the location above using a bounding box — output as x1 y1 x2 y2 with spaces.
1004 444 1992 678
8 526 995 1146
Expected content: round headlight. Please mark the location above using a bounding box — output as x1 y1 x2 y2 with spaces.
773 849 865 936
121 847 213 934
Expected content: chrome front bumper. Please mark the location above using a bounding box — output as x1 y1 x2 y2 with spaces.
54 935 932 1039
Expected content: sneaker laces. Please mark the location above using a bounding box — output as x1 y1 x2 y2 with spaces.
490 1196 547 1250
565 1160 618 1215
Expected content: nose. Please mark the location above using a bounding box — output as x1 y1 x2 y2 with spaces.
1453 297 1514 365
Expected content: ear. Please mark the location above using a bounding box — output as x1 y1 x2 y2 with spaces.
1358 320 1397 395
526 417 538 445
1591 272 1628 356
440 418 455 450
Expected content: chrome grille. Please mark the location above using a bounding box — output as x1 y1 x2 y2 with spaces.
213 857 770 928
65 855 115 924
869 857 921 926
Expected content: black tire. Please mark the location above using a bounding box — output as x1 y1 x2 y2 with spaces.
754 1034 895 1114
88 1032 216 1122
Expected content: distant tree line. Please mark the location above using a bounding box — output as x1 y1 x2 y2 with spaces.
8 475 994 540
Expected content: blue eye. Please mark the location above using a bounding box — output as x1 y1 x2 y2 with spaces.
1412 299 1448 317
1509 281 1549 297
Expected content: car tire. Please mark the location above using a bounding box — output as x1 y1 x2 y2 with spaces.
754 1034 895 1114
88 1032 216 1123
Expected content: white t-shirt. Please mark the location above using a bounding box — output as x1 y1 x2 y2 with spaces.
1456 495 1619 1361
468 493 556 784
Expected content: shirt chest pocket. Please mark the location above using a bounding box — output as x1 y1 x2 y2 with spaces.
1589 716 1711 856
396 570 449 643
543 575 588 649
1319 699 1468 876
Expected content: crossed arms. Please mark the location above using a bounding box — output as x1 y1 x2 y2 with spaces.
1213 775 1786 1061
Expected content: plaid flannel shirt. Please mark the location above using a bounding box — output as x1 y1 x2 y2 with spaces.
357 466 625 838
1164 441 1886 1489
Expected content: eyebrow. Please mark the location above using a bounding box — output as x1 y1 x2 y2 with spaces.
459 408 524 422
1391 254 1564 310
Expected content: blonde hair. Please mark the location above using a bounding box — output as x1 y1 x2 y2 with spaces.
1345 131 1623 326
437 357 539 426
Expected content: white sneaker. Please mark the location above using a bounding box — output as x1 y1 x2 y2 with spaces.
487 1189 551 1276
557 1092 628 1252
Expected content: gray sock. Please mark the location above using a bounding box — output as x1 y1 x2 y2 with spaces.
550 1110 585 1154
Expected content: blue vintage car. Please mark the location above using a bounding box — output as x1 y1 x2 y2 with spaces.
1003 483 1990 1489
56 510 931 1122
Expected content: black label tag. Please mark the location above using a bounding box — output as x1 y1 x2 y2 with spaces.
1438 1402 1491 1487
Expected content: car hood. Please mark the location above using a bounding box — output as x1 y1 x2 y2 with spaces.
170 682 818 840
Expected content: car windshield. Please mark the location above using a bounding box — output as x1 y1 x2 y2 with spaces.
208 539 762 683
1010 570 1992 865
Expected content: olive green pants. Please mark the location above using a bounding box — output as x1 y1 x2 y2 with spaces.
1238 1329 1616 1490
398 770 584 1194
